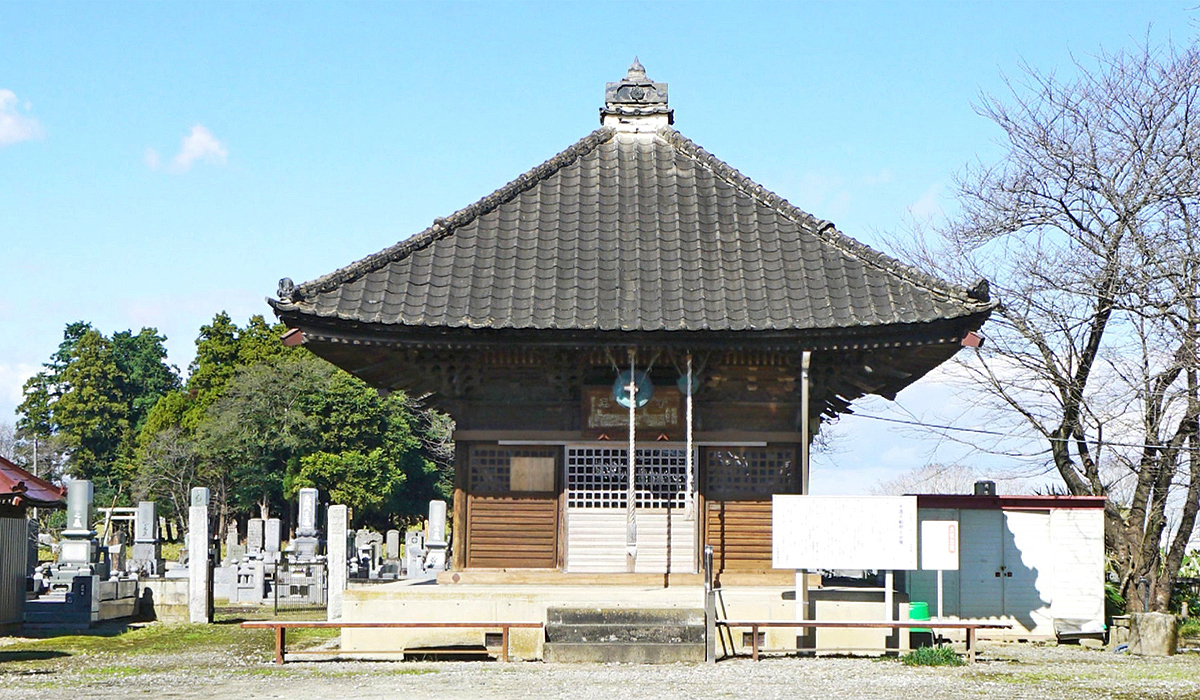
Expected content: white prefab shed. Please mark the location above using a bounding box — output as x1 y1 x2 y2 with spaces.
907 495 1106 639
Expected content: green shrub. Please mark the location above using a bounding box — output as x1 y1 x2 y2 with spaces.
1179 617 1200 640
901 644 965 667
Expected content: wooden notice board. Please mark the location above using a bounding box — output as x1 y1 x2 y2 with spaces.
583 387 683 439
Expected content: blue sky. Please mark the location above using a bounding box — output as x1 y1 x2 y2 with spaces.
1 1 1195 492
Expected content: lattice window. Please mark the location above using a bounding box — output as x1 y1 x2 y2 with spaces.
705 447 798 500
635 448 688 510
468 446 558 494
566 447 690 510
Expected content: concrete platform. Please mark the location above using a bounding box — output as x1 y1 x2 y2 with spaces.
339 580 911 660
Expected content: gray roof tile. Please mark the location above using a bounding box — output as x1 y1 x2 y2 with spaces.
274 126 992 335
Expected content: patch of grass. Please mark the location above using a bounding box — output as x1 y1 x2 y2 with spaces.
1179 617 1200 640
5 621 311 659
8 624 258 660
234 665 438 679
160 542 184 562
80 665 143 677
901 645 965 667
239 667 294 677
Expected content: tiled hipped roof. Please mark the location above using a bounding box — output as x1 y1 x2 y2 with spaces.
271 127 992 336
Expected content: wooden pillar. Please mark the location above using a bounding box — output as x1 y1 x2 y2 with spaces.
800 351 811 495
451 441 470 571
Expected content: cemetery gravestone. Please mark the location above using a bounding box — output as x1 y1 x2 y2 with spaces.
247 518 265 556
188 487 212 623
266 523 282 557
327 505 348 621
386 529 401 560
293 488 320 560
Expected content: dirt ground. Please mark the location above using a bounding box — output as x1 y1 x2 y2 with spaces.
2 624 1200 700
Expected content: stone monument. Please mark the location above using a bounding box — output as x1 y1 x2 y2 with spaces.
224 524 245 565
404 529 425 579
386 529 401 561
293 487 320 560
58 480 100 578
424 500 448 572
326 505 348 621
188 487 212 623
264 517 282 564
132 500 165 575
247 518 264 556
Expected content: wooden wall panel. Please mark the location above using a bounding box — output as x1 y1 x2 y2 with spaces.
704 500 774 572
466 495 558 568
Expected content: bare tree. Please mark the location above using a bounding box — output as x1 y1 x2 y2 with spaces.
0 422 15 462
894 39 1200 611
870 463 982 496
133 427 201 527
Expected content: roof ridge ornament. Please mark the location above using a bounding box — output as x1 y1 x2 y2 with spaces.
601 58 673 128
627 56 647 81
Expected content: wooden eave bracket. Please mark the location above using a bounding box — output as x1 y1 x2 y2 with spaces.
281 327 306 347
961 331 984 348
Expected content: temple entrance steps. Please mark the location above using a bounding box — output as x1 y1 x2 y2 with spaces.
543 607 707 663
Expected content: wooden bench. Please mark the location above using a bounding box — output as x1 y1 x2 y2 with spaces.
717 620 1013 663
240 620 545 664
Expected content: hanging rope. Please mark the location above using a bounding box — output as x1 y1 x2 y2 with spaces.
685 352 695 521
626 347 638 571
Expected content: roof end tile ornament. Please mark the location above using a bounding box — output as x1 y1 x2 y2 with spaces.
278 277 299 303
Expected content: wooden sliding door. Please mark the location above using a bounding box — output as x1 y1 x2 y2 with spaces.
465 445 560 569
703 446 799 573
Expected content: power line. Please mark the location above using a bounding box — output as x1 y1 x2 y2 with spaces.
849 412 1200 454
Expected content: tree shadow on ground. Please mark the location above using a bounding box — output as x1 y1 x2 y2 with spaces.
0 650 71 663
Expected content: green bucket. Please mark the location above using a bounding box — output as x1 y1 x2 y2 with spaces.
908 601 932 634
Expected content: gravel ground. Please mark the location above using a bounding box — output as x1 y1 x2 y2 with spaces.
3 642 1200 700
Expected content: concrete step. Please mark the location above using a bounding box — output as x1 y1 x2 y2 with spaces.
544 607 708 663
547 606 705 626
547 623 704 644
544 641 706 664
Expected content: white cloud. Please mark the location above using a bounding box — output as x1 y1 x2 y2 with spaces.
0 89 44 147
861 169 894 186
909 183 944 220
171 124 227 171
147 124 228 172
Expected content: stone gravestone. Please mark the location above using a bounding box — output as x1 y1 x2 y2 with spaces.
188 487 212 623
293 488 320 560
224 524 241 565
135 501 158 543
424 500 448 572
405 529 425 579
386 529 401 560
59 479 96 572
264 518 282 564
247 518 264 556
326 505 348 621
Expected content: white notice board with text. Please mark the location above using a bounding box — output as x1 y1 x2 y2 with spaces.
772 495 918 570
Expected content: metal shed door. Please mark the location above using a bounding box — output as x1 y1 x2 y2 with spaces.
959 509 1053 633
563 446 697 573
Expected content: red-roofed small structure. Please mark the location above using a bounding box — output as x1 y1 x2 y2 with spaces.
2 455 65 631
0 455 66 512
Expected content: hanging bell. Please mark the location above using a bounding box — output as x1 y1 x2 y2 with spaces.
613 370 654 408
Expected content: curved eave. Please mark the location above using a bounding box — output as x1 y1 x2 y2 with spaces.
272 301 993 353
